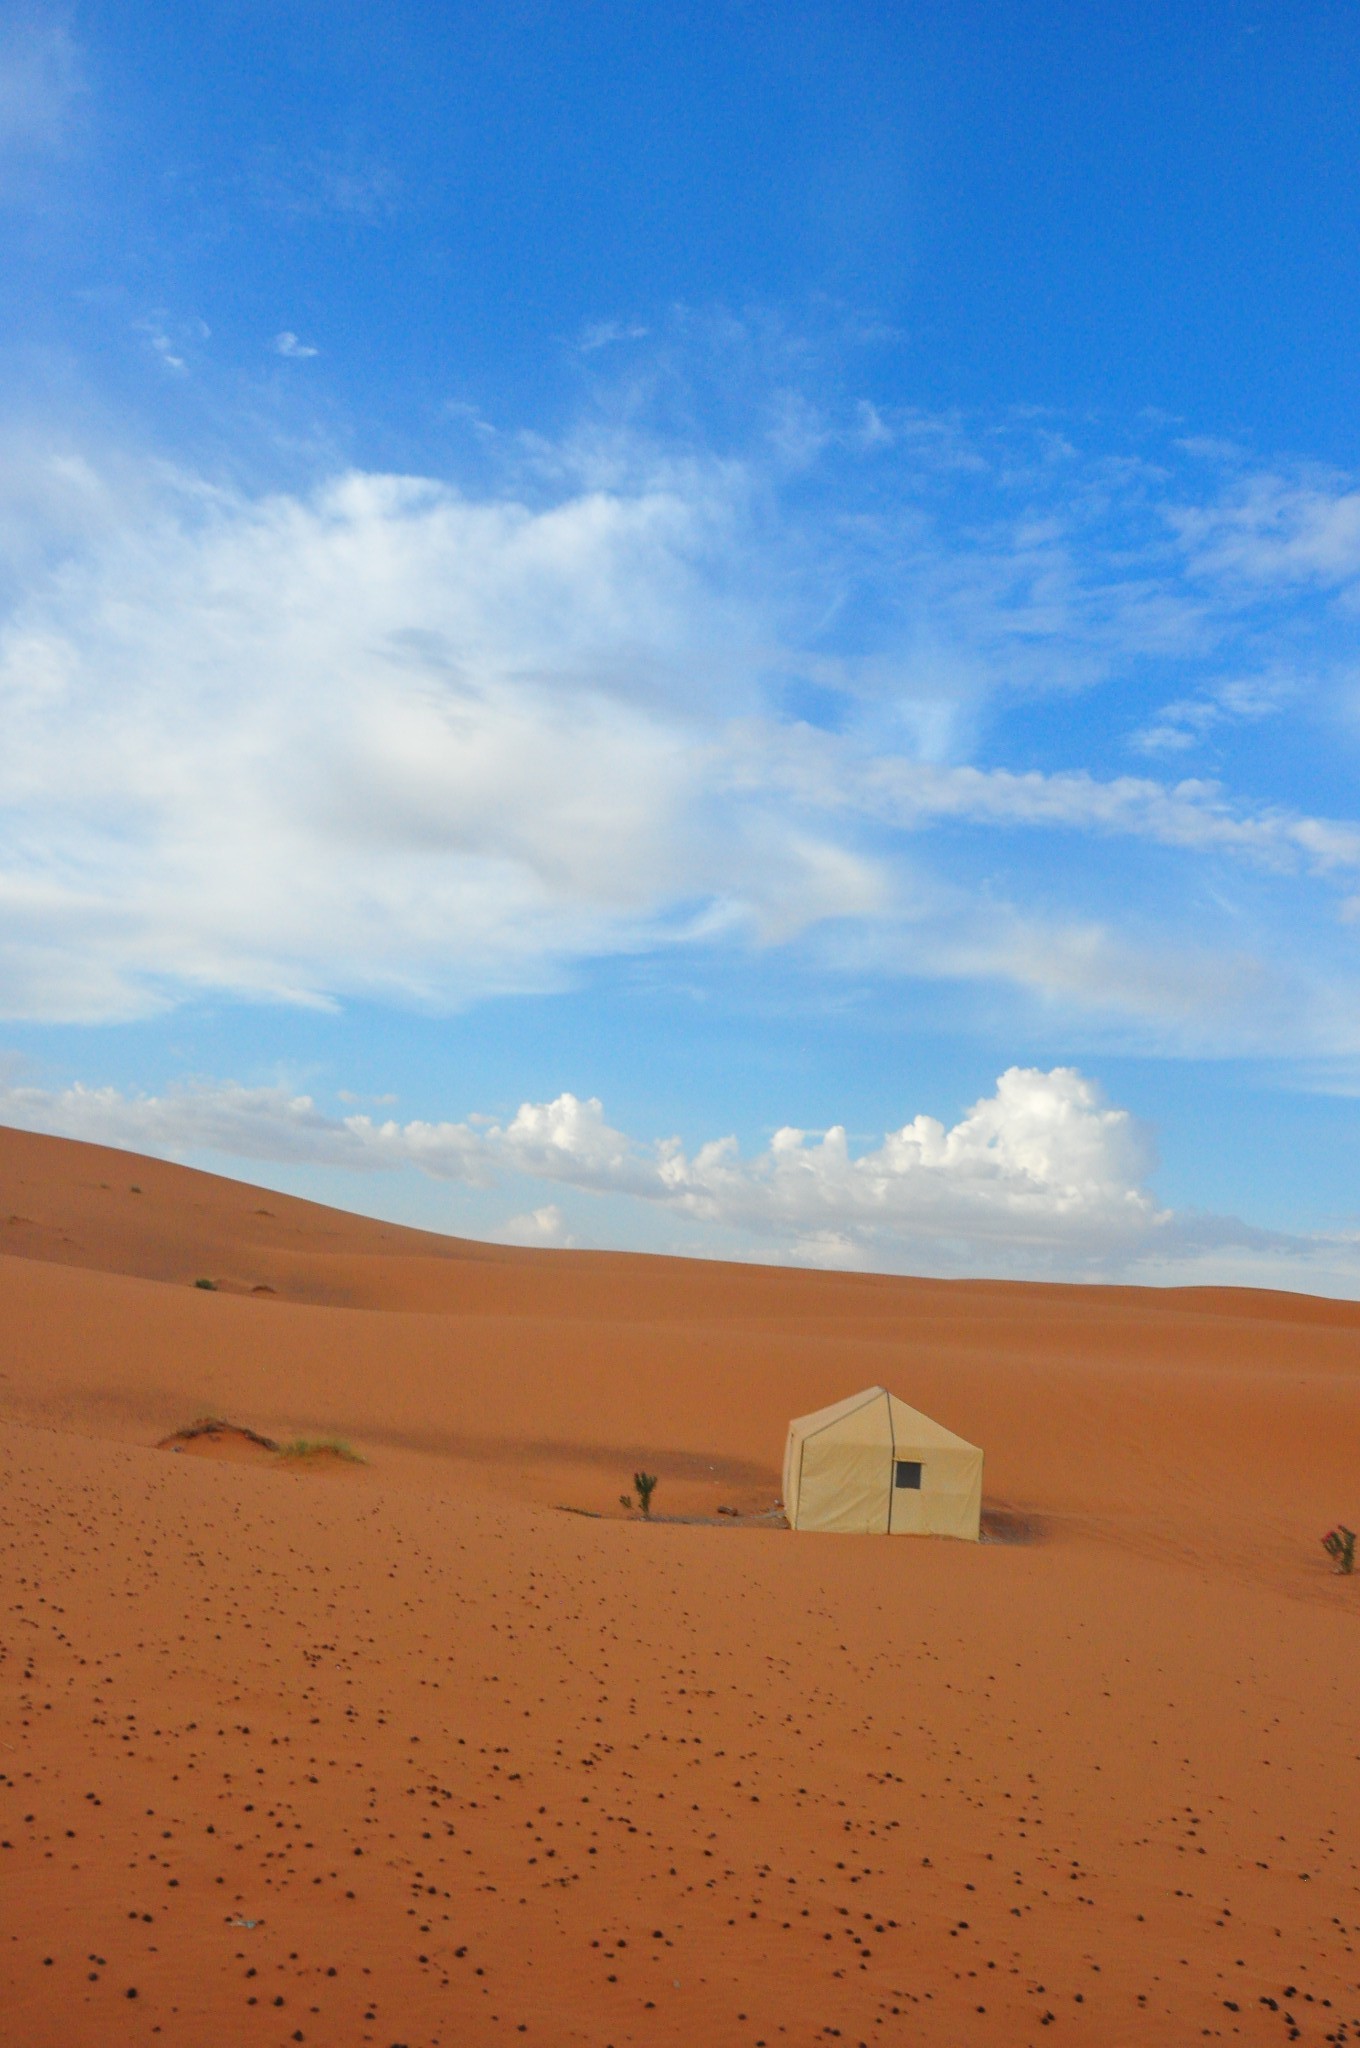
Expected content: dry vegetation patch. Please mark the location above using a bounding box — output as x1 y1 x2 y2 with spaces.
276 1435 364 1465
157 1417 364 1469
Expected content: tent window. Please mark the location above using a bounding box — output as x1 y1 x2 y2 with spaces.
895 1459 922 1490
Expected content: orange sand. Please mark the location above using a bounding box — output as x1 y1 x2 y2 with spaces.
1 1123 1357 2047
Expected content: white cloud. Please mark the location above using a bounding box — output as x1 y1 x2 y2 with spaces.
3 418 1360 1048
1171 470 1360 590
251 146 400 224
0 455 879 1018
2 1060 1344 1285
1129 670 1296 756
579 320 649 354
134 312 209 376
443 400 496 439
490 1202 574 1247
272 331 318 360
763 737 1360 877
482 1068 1164 1268
0 1072 440 1172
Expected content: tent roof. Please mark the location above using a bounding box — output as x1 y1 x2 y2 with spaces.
787 1385 980 1454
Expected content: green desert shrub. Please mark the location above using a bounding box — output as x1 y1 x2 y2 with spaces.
633 1470 658 1517
1322 1525 1356 1575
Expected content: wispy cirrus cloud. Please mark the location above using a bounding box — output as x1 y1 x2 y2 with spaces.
134 311 210 376
752 731 1360 874
578 319 649 354
1129 670 1296 755
1170 469 1360 591
250 145 400 224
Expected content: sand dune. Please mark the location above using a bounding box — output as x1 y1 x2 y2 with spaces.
1 1126 1357 2045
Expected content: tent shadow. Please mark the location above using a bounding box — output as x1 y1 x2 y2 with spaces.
980 1502 1046 1544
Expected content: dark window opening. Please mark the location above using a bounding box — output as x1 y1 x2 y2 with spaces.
894 1459 922 1490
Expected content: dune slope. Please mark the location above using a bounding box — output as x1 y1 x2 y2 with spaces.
1 1126 1357 2047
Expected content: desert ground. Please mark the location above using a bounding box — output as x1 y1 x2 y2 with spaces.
1 1123 1357 2048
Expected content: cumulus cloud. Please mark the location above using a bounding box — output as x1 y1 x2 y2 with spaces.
479 1066 1166 1268
490 1202 574 1248
567 1074 1125 1231
272 331 318 360
0 1059 1336 1283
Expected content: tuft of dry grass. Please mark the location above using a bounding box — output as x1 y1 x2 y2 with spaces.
160 1417 363 1465
276 1436 365 1465
174 1416 279 1451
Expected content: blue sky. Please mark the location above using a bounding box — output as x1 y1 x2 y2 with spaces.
4 0 1360 1288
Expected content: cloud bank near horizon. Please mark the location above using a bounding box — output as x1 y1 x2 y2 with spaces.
1 1060 1344 1290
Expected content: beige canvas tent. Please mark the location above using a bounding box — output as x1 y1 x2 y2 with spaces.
782 1386 983 1539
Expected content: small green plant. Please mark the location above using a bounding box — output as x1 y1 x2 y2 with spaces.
1322 1525 1356 1575
619 1493 634 1512
194 1277 217 1290
633 1470 658 1518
